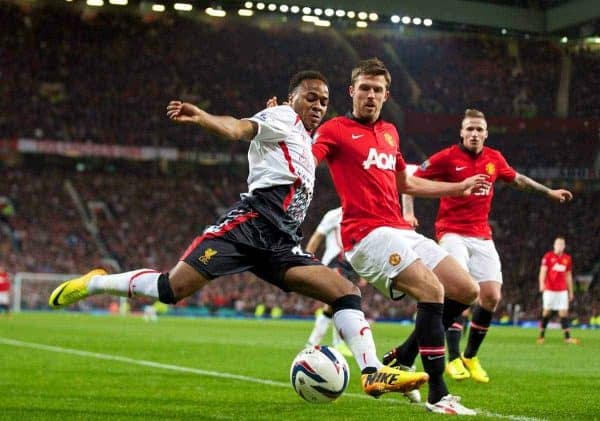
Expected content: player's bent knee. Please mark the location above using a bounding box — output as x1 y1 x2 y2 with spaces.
331 294 362 314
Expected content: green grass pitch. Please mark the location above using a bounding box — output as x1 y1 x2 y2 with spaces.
0 313 598 420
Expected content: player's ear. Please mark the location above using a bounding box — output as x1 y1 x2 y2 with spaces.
348 84 355 98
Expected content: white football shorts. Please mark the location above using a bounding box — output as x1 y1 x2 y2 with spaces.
542 290 569 311
439 233 503 284
346 227 447 299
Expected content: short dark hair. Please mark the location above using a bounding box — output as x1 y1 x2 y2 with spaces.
351 58 391 89
288 70 328 95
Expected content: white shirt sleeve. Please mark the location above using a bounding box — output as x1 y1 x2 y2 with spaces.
245 105 295 143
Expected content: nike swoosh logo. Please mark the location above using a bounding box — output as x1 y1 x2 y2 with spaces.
51 283 69 307
351 134 364 140
456 166 467 171
426 354 446 360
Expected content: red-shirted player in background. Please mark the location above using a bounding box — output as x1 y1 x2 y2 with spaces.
0 265 11 314
394 109 573 384
537 237 579 344
312 58 493 415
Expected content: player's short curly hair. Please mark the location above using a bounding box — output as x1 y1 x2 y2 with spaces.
288 70 328 95
351 58 391 89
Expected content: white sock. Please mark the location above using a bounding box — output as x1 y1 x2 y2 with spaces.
332 325 343 346
333 309 382 371
306 313 332 346
88 269 160 298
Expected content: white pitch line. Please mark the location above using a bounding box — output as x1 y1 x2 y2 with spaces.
0 337 545 421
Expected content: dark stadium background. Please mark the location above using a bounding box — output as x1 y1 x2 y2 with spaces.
1 0 598 326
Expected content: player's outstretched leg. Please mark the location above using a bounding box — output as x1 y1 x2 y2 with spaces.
462 305 491 383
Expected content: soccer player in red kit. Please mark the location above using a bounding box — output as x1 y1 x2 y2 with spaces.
312 58 491 415
395 109 573 383
0 266 10 314
537 237 579 344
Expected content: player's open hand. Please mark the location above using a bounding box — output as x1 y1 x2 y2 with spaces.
266 96 278 108
266 96 289 108
548 189 573 203
166 101 202 124
461 174 491 196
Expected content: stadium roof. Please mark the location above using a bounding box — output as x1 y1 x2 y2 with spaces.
24 0 600 37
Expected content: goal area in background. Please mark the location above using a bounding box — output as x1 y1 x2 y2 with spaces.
12 272 121 312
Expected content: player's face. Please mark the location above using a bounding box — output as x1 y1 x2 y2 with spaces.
460 117 488 154
289 79 329 131
554 238 566 254
349 74 389 123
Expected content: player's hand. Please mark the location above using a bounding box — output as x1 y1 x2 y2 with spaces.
548 189 573 203
460 174 491 196
404 213 419 228
166 101 202 124
568 291 574 302
266 96 289 108
266 96 278 108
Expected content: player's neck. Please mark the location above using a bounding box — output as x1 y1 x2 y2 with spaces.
458 142 482 157
347 111 379 126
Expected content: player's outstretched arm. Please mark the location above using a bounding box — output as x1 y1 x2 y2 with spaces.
166 100 257 141
511 173 573 203
401 194 419 228
398 172 490 198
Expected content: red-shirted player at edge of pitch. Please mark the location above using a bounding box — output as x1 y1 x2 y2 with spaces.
537 236 579 345
310 58 493 415
396 109 573 384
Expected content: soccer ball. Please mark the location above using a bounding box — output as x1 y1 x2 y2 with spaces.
289 345 350 403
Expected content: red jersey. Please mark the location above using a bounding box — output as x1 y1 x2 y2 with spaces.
414 144 516 240
0 271 10 292
313 115 412 250
541 252 572 291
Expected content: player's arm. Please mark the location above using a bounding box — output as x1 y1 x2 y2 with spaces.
401 194 419 228
305 231 325 255
566 270 574 301
166 100 257 141
510 173 573 203
538 264 548 293
398 171 490 198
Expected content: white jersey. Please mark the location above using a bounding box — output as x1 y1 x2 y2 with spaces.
225 105 315 240
315 207 343 265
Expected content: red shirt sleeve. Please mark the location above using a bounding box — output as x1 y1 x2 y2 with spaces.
567 255 573 272
496 152 517 183
312 120 338 163
413 149 448 179
541 252 550 266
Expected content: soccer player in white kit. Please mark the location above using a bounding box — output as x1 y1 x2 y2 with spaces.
49 71 428 398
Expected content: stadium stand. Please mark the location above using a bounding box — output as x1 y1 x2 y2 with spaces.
1 1 598 323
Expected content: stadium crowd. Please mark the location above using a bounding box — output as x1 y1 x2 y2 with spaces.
1 2 598 323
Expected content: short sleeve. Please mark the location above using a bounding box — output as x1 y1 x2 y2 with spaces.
414 149 448 179
496 152 517 183
312 120 338 163
245 105 294 143
395 149 407 172
541 253 550 266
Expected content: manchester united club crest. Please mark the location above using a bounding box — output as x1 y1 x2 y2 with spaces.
389 253 401 266
485 162 496 175
384 133 395 147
